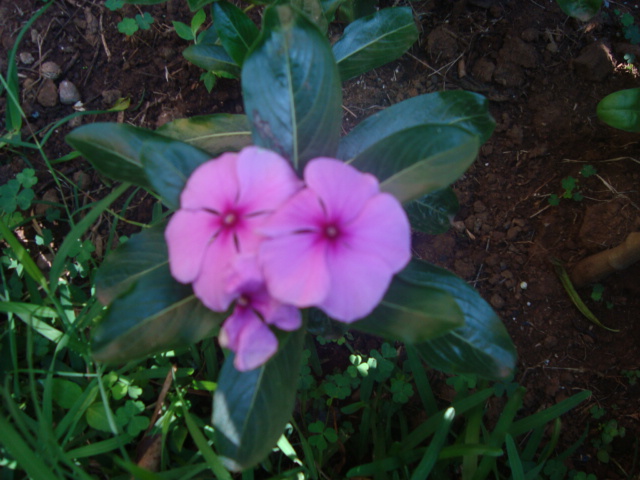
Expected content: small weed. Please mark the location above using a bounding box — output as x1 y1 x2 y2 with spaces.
173 9 207 44
548 165 597 206
621 369 640 386
0 168 38 226
592 418 626 463
615 9 640 45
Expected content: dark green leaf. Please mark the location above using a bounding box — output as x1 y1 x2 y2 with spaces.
353 272 464 343
333 7 418 81
122 0 168 4
66 123 166 188
291 0 328 33
140 136 211 210
188 0 216 11
183 43 241 77
596 88 640 133
92 264 223 363
157 114 252 155
95 222 168 305
173 21 195 41
212 1 260 65
213 327 305 471
405 188 459 234
402 260 517 380
555 0 602 21
336 0 377 23
242 5 342 170
338 91 495 160
349 125 480 203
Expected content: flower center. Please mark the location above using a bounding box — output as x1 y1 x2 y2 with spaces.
324 224 339 239
223 212 237 227
237 294 249 307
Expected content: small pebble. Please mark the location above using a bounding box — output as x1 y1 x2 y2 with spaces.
20 52 35 64
59 80 81 105
490 294 505 309
40 61 61 79
37 79 58 107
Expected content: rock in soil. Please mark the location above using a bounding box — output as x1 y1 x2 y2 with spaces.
59 80 81 105
37 79 58 107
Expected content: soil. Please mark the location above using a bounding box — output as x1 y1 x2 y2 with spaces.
1 0 640 478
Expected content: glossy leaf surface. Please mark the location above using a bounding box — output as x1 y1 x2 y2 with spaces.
349 125 479 203
555 0 602 21
213 327 305 471
337 91 495 160
596 87 640 132
401 260 517 380
242 5 342 170
183 43 240 77
212 1 260 65
92 264 223 363
157 114 252 155
140 136 211 210
333 7 418 81
66 123 164 188
405 188 459 234
353 275 464 343
95 222 168 305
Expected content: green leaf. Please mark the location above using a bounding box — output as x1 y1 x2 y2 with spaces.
86 402 113 432
140 136 211 209
597 88 640 132
352 269 465 343
403 260 516 380
338 91 495 160
349 125 480 203
291 0 328 33
51 379 84 409
333 7 418 81
212 1 260 65
92 264 224 363
118 18 139 36
173 20 195 41
405 188 459 234
157 114 252 156
242 5 342 170
122 0 167 4
183 43 241 78
213 327 305 471
135 12 154 30
555 0 603 21
95 222 169 305
188 0 215 11
192 9 207 31
66 123 168 188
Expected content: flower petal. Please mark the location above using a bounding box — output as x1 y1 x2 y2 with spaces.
304 159 379 223
265 303 302 331
235 316 279 371
192 230 238 311
320 246 394 323
345 193 411 271
165 210 220 283
260 188 325 236
236 147 303 214
180 153 239 211
260 232 330 307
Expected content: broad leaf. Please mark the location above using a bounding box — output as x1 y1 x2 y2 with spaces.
401 260 516 380
212 1 260 65
333 7 418 81
292 0 328 33
353 274 464 343
188 0 216 10
95 222 168 305
157 114 252 155
92 264 223 363
596 88 640 133
337 91 495 160
242 5 342 170
183 43 240 77
349 125 479 203
140 136 211 210
555 0 602 21
66 123 166 188
213 327 305 471
405 187 459 234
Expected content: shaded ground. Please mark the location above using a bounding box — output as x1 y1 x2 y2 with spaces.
1 0 640 477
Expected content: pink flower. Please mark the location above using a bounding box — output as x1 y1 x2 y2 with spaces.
219 257 301 371
259 159 411 323
165 147 302 311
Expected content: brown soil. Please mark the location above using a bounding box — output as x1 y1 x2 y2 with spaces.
2 0 640 478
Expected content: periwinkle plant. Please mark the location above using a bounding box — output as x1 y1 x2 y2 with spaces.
66 2 516 471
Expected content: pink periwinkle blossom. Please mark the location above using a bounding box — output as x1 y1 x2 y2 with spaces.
218 256 301 371
259 158 411 323
165 146 302 311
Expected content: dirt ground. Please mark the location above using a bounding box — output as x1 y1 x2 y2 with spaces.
1 0 640 477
